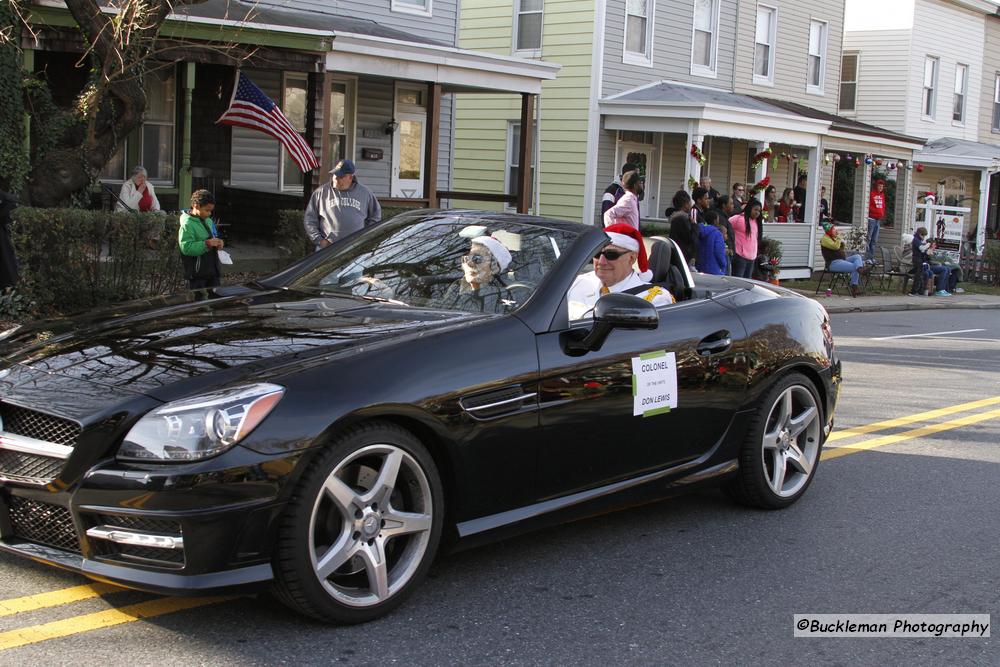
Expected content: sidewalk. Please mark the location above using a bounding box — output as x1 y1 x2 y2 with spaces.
792 288 1000 314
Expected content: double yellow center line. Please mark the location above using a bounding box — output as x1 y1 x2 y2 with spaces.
822 395 1000 460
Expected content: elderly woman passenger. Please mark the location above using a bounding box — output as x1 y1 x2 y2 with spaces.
117 166 161 213
441 236 514 313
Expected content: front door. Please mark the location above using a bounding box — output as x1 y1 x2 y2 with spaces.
391 112 426 198
617 142 655 218
534 298 747 500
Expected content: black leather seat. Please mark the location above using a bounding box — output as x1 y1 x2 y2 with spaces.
646 237 689 301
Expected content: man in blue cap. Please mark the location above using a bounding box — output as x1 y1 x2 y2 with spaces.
303 159 382 250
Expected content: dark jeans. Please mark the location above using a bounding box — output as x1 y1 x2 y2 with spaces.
732 255 754 278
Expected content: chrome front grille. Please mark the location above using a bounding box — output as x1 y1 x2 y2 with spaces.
0 449 64 483
86 514 185 568
0 404 82 447
7 496 81 553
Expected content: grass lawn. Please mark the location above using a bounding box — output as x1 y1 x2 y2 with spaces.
780 273 1000 297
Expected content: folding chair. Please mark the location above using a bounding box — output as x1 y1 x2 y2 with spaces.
882 246 912 293
814 265 850 296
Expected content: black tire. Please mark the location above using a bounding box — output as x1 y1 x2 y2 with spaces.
272 421 444 624
726 372 824 509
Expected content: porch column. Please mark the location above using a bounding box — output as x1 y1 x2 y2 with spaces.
805 141 823 271
753 141 769 191
977 168 989 254
178 62 195 211
853 159 872 231
894 160 912 234
516 93 535 213
805 142 822 224
685 123 703 190
423 82 441 208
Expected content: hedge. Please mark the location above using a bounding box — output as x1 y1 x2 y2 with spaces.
10 208 185 315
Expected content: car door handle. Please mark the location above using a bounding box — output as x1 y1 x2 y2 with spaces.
696 332 732 356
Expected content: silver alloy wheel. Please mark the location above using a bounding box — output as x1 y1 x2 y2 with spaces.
760 384 821 498
308 444 433 608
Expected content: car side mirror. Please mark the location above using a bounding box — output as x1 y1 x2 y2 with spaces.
562 293 659 355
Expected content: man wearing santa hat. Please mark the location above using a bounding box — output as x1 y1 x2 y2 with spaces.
568 223 674 320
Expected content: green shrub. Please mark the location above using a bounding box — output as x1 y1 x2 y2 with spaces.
0 287 34 320
275 209 312 262
10 208 185 315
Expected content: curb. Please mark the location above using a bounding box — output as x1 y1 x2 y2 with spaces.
808 299 1000 314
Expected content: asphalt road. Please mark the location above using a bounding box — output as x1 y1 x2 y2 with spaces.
0 310 997 665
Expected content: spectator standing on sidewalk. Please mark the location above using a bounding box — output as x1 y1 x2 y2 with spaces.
867 179 887 260
731 183 746 211
178 189 224 292
602 162 644 216
730 199 762 279
304 159 381 251
699 176 720 201
603 171 642 230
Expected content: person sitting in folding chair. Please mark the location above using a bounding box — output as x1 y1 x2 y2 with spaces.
820 222 869 297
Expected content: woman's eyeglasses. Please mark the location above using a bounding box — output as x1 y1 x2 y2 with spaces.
462 253 489 266
593 249 630 261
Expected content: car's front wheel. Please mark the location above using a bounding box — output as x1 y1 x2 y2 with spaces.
272 421 443 623
727 372 823 509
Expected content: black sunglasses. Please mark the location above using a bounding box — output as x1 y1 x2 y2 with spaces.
462 253 489 266
593 249 630 261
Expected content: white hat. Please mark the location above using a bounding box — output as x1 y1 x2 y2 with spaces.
471 236 512 271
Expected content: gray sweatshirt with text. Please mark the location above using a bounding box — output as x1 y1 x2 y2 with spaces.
303 179 382 245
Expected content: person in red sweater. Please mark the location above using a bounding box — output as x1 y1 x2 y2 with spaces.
867 179 887 260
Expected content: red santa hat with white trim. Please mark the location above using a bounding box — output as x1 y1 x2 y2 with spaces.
603 223 649 276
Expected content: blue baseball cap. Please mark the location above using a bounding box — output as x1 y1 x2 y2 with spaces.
330 159 356 176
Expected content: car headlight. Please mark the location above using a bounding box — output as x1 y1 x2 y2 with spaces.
118 383 285 462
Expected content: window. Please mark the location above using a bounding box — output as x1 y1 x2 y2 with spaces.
993 74 1000 132
280 73 308 192
922 56 938 118
753 5 777 84
100 144 127 181
513 0 543 55
839 53 858 111
505 121 536 209
391 0 431 17
624 0 654 65
953 63 968 123
142 66 176 184
691 0 719 76
807 20 828 93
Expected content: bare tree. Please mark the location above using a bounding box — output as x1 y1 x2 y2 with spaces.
6 0 254 206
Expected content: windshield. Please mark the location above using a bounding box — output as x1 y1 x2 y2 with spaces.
286 213 581 313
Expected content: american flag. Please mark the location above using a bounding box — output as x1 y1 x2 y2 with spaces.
216 71 320 172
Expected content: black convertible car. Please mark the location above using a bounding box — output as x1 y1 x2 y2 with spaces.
0 210 840 623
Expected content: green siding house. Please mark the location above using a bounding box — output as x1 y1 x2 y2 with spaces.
454 0 595 222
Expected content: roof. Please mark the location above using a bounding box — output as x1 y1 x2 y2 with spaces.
605 81 801 116
172 0 448 48
751 97 926 148
915 137 1000 168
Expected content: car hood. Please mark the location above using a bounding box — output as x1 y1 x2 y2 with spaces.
1 288 484 401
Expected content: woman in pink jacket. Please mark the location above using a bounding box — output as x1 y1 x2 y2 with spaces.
729 198 762 279
603 171 642 230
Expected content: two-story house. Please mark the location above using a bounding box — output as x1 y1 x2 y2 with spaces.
454 0 923 276
24 0 557 233
979 10 1000 242
844 0 1000 253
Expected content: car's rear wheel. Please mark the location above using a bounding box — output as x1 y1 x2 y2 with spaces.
727 372 823 509
272 421 443 623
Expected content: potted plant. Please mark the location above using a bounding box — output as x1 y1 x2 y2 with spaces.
757 237 783 285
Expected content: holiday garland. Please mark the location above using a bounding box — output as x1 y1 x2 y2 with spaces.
690 143 705 167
